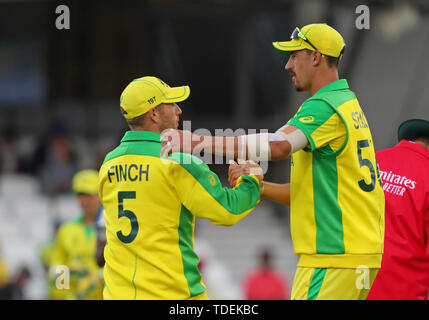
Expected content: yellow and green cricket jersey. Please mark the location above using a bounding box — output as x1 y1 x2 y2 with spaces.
39 241 58 299
50 217 103 300
98 131 260 300
287 79 385 269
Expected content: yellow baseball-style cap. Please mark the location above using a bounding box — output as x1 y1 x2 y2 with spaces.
120 76 190 119
72 169 99 195
273 23 346 59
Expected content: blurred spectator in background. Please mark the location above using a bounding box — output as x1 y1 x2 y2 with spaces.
0 127 27 174
367 119 429 300
30 119 77 195
243 248 290 300
194 224 240 300
95 206 106 268
0 266 31 300
49 170 104 300
40 220 62 273
39 220 62 299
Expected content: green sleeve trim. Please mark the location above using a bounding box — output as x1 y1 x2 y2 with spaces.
287 99 335 152
317 90 356 157
168 152 206 167
169 153 260 215
287 120 317 152
178 206 205 297
288 90 353 156
314 96 350 158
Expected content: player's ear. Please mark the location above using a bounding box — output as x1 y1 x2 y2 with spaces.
312 51 323 66
149 106 161 123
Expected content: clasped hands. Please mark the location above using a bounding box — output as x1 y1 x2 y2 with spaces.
228 159 264 189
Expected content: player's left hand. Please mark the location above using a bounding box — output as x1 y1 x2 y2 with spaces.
228 159 264 187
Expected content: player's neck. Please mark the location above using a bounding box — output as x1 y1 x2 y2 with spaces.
132 123 161 134
309 69 339 96
414 139 429 150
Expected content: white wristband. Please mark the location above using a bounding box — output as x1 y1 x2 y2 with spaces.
239 135 246 159
270 126 308 154
246 133 271 161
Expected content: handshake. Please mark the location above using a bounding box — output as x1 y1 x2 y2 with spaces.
228 159 264 190
160 128 264 191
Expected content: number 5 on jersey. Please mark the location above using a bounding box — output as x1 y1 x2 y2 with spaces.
117 191 139 243
357 139 381 192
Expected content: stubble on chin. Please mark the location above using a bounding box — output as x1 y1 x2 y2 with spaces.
293 81 303 92
291 76 303 92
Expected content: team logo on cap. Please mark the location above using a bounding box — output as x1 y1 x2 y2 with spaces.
147 96 157 104
299 116 315 123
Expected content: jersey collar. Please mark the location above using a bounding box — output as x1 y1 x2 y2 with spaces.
313 79 349 96
121 130 161 143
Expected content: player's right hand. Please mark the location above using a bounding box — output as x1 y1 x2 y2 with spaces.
160 129 196 157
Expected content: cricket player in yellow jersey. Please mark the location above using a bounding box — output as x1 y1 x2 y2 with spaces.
162 24 385 300
50 170 104 300
98 76 262 300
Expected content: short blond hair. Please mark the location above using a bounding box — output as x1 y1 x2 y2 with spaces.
121 107 148 129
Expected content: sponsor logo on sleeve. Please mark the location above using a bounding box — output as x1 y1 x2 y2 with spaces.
208 174 217 186
299 116 315 123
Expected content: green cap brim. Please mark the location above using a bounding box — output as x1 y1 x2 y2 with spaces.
163 86 190 103
272 39 313 54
